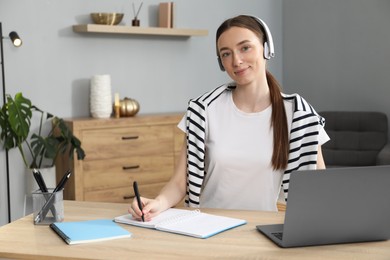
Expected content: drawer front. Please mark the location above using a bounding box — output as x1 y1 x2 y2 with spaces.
81 125 174 160
82 155 174 191
84 182 167 203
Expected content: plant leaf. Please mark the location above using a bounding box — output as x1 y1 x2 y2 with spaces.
0 93 32 150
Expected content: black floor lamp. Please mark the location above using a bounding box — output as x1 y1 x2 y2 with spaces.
0 22 23 223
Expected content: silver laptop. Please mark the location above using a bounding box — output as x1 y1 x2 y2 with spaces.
257 165 390 248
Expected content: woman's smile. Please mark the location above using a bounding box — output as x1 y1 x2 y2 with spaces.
234 67 250 76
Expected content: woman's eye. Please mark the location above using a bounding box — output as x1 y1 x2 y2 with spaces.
242 46 250 52
221 52 230 58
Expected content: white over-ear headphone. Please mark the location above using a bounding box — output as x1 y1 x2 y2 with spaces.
217 15 275 71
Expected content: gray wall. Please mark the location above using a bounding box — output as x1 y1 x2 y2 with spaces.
283 0 390 117
0 0 282 224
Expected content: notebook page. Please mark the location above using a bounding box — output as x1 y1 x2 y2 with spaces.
155 212 247 238
114 208 193 228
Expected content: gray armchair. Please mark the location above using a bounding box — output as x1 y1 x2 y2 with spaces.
319 111 390 167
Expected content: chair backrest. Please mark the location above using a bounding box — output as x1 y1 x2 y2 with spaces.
320 111 388 167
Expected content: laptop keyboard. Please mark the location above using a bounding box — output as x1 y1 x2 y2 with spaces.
272 232 283 241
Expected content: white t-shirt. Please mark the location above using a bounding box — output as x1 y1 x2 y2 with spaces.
178 91 329 211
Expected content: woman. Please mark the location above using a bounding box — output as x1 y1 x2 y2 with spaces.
129 15 329 220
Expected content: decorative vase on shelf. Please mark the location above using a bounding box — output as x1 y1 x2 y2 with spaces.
90 74 112 118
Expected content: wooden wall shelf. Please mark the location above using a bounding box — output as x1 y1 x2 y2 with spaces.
73 24 208 37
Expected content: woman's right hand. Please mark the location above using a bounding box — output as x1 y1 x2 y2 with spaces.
128 138 188 221
128 196 165 221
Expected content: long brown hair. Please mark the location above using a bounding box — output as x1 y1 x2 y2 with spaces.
216 15 289 170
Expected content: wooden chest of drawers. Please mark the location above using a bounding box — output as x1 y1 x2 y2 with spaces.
55 113 184 203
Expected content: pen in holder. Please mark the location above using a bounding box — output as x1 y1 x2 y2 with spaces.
33 188 64 225
33 170 71 225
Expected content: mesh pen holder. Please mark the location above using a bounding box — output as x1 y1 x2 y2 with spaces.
32 189 64 225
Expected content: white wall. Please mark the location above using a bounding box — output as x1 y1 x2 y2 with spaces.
0 0 282 225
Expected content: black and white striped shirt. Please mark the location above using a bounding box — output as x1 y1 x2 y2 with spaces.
184 83 326 207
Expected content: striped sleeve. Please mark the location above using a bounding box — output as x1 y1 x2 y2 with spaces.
281 94 325 200
184 85 231 207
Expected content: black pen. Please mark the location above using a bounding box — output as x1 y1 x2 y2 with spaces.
32 168 56 216
32 168 48 192
35 170 72 223
53 170 72 193
133 181 144 222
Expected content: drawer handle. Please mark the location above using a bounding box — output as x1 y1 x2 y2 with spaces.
123 195 135 200
122 136 139 140
122 165 140 170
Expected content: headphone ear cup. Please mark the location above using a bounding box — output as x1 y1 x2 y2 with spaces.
217 57 225 71
263 41 270 60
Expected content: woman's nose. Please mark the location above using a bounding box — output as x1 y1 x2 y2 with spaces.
232 52 243 67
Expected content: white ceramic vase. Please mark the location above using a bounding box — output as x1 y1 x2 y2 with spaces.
90 74 112 118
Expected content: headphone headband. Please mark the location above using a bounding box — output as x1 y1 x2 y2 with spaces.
217 15 275 71
251 16 275 60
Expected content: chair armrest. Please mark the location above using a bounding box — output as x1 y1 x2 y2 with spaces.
376 143 390 165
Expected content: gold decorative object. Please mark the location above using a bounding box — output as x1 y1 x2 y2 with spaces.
91 13 124 25
114 93 120 118
120 97 140 117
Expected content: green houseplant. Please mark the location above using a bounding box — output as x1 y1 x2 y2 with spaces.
0 92 85 169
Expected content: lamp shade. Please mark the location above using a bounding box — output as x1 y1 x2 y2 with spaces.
9 31 22 47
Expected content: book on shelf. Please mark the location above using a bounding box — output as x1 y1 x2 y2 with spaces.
159 2 175 28
114 208 246 239
50 219 132 245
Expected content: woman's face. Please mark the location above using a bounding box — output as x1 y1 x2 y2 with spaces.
217 26 266 86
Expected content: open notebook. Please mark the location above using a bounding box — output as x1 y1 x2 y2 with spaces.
114 208 246 239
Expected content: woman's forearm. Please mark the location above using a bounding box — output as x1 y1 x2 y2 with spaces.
155 141 188 210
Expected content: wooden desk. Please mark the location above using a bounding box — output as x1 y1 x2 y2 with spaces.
0 201 389 259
